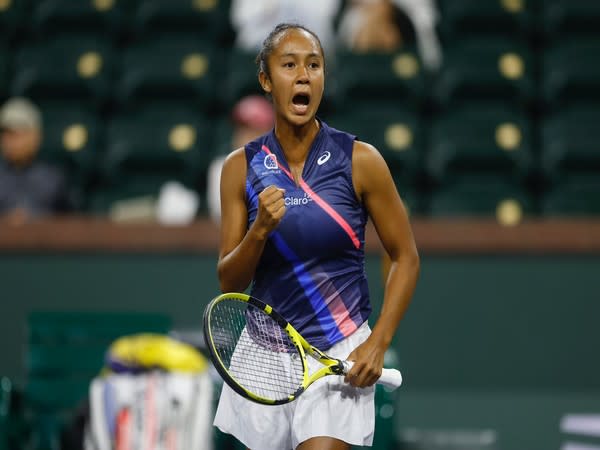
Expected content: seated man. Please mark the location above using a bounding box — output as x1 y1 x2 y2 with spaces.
0 97 67 224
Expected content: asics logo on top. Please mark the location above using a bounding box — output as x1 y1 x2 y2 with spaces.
264 154 278 170
317 151 331 166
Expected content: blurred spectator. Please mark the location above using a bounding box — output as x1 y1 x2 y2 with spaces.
207 95 275 223
338 0 442 70
0 97 67 225
229 94 276 150
230 0 342 54
338 0 415 52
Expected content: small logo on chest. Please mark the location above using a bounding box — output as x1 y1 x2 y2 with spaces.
264 154 278 170
317 151 331 166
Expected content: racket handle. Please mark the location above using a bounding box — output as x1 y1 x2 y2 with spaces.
343 361 403 390
379 368 403 389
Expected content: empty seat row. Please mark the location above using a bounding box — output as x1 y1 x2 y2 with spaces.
1 34 226 108
36 101 213 209
405 174 600 223
85 174 600 223
3 35 600 109
40 101 600 181
3 0 599 42
33 100 600 216
327 102 600 184
0 0 232 41
437 0 600 39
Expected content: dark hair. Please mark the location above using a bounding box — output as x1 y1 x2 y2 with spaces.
255 23 325 79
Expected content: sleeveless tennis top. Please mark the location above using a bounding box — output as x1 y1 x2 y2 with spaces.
244 120 371 350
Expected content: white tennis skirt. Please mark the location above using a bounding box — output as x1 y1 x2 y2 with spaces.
213 321 375 450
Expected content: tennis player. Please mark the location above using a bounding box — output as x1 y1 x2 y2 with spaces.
214 23 420 450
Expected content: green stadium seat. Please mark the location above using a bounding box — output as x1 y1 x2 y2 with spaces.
11 34 113 103
437 0 533 38
371 349 400 450
541 0 600 37
37 102 101 209
26 378 91 413
541 104 600 183
102 103 209 182
88 175 184 216
24 311 171 448
30 0 124 35
0 377 28 450
327 104 422 182
210 114 236 156
433 38 534 106
0 0 27 40
91 103 210 214
27 344 108 379
116 35 218 107
542 175 600 216
428 176 535 224
129 0 230 41
222 48 263 109
0 377 10 450
28 311 171 346
426 103 533 184
541 38 600 106
0 44 9 99
334 48 425 109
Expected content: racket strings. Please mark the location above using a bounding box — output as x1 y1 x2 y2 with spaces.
247 308 295 352
209 301 305 401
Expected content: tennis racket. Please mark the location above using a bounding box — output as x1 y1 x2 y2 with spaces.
203 292 403 405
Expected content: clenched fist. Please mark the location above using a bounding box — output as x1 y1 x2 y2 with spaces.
253 185 286 239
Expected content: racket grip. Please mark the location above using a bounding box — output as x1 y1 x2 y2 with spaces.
343 362 403 390
379 368 403 390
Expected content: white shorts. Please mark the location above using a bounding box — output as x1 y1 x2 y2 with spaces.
213 322 375 450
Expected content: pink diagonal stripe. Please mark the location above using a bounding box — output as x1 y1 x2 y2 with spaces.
327 296 359 337
262 145 361 249
298 180 361 249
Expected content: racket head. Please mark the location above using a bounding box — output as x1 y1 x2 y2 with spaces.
203 292 309 405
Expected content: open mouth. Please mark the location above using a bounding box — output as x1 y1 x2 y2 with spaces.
292 93 310 105
291 93 310 115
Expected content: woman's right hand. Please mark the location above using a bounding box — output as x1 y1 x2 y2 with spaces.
252 185 286 239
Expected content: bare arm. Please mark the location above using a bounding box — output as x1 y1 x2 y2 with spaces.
217 148 287 292
345 141 420 387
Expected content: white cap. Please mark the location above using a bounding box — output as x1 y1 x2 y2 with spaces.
156 181 200 226
0 97 42 130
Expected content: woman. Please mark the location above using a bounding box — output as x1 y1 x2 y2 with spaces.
214 23 420 450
